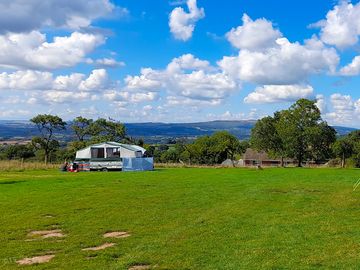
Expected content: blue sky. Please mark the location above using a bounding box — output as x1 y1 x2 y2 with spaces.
0 0 360 127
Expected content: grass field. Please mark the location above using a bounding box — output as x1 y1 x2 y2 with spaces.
1 168 360 269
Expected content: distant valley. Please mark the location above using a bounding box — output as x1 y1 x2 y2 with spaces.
0 120 357 144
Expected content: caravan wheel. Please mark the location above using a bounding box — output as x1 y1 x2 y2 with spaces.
102 168 108 172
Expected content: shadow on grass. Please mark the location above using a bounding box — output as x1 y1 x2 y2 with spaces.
0 180 25 185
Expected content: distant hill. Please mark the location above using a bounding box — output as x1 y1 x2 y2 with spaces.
0 120 357 143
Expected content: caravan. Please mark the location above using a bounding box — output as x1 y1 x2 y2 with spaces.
74 142 153 171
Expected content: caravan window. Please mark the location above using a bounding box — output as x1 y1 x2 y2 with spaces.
91 148 104 158
106 148 120 158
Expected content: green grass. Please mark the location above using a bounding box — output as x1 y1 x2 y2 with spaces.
1 168 360 269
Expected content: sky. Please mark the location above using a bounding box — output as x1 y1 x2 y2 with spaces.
0 0 360 127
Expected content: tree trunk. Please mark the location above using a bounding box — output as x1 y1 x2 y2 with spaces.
280 156 284 167
44 152 48 165
342 152 345 168
297 156 302 167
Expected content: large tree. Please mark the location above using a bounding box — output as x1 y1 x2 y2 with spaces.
90 118 126 143
250 113 286 166
71 116 93 142
30 114 66 164
276 99 336 166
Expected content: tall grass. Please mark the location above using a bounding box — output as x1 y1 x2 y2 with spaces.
0 160 60 171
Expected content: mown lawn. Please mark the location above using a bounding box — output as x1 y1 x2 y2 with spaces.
1 168 360 269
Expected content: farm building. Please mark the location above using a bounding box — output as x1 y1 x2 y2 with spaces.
239 148 293 167
74 142 153 171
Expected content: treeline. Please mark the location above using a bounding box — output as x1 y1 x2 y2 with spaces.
0 99 360 167
144 99 360 167
0 115 131 163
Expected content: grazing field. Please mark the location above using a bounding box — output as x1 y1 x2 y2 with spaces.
1 168 360 269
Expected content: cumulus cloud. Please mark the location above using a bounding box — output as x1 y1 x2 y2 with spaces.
324 93 360 124
315 94 327 113
79 69 109 91
0 31 104 70
219 36 339 85
0 70 53 90
312 1 360 49
169 0 205 41
123 54 238 105
339 55 360 75
226 14 282 50
0 69 109 94
244 85 314 104
0 0 119 33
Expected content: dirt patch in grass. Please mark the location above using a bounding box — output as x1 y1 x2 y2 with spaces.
17 255 55 265
28 229 65 239
82 243 116 251
103 231 131 238
128 265 151 270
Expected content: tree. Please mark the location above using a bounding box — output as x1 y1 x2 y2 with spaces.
276 99 335 166
30 114 66 164
346 130 360 167
3 144 35 160
72 116 93 141
332 138 353 168
250 114 286 166
90 118 126 143
212 131 242 165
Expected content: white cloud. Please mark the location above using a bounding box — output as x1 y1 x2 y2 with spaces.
226 14 282 50
0 69 109 96
123 54 238 105
87 58 125 68
43 91 91 104
339 55 360 75
244 85 314 104
124 68 163 92
169 0 205 41
219 36 339 85
0 109 31 117
166 54 210 73
313 1 360 49
53 73 86 91
0 70 53 90
324 93 360 124
79 69 109 91
206 109 260 121
0 31 104 70
315 94 327 113
0 0 118 33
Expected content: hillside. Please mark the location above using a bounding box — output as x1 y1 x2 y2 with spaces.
0 120 357 143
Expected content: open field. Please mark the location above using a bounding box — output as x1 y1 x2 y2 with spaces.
1 168 360 269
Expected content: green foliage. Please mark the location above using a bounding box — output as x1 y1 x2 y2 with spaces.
30 114 66 164
89 118 126 143
181 131 245 165
1 144 35 160
251 99 336 166
250 114 285 163
71 116 93 141
332 137 354 168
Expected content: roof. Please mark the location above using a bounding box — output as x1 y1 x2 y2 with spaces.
242 148 292 162
78 142 145 153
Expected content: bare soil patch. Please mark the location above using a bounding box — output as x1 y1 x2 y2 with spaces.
103 231 131 238
82 243 116 251
16 255 55 265
28 229 65 239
